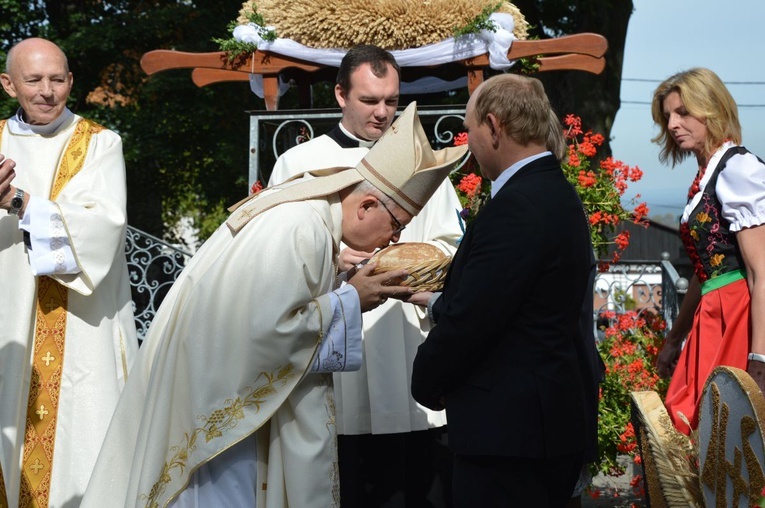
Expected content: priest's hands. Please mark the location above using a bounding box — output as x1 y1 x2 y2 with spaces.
347 261 412 312
338 247 376 272
0 154 18 207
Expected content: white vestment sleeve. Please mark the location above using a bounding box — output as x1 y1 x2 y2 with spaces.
311 283 363 373
18 195 80 275
48 128 129 296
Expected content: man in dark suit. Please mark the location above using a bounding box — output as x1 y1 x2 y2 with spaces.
410 73 594 508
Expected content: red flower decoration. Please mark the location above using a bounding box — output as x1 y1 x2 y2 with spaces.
250 180 264 195
562 115 648 265
596 309 668 477
453 132 469 146
457 173 482 199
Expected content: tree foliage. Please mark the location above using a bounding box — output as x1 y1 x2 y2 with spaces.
1 0 262 244
511 0 634 160
0 0 633 246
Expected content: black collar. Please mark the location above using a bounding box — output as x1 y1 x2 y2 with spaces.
326 124 368 148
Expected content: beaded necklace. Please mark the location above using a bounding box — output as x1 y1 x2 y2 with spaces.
687 165 707 200
686 140 731 200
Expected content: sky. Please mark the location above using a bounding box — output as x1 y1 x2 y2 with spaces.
609 0 765 220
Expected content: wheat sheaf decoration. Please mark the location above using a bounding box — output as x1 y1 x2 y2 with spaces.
235 0 528 50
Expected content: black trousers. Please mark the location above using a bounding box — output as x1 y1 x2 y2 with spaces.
338 428 453 508
451 450 583 508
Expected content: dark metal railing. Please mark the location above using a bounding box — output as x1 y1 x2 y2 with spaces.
125 225 191 341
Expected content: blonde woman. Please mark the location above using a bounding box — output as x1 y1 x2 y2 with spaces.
653 67 765 435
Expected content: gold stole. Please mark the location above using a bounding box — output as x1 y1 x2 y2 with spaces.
0 118 103 508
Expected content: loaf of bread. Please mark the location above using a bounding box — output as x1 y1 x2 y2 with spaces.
370 242 446 270
369 242 451 291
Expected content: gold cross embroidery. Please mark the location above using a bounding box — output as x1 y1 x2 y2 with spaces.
17 119 101 507
45 297 60 313
41 351 55 366
30 459 44 475
35 405 49 420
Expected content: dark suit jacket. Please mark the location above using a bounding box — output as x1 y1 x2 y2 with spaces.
411 154 595 459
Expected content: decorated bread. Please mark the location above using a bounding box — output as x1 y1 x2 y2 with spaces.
369 242 451 291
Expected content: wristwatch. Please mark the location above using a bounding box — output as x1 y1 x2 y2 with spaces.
9 188 24 216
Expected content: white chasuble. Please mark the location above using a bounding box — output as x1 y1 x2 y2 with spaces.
82 197 349 508
0 111 137 507
270 132 461 434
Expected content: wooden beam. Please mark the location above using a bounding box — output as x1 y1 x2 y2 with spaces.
262 75 281 110
140 32 609 108
460 33 607 68
189 54 606 92
191 68 249 87
140 49 323 76
537 54 606 74
460 33 608 92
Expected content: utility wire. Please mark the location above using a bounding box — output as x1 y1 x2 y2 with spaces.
623 78 765 85
621 100 765 108
622 77 765 106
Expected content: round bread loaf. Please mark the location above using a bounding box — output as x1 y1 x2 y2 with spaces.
369 242 451 291
370 242 446 270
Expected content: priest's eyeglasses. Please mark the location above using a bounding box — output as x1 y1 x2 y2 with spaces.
377 198 406 235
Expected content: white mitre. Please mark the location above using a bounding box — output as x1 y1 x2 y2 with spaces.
226 101 468 232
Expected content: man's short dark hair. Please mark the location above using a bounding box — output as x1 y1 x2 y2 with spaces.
336 44 401 92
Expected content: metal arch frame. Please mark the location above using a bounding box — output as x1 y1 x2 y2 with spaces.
248 104 469 186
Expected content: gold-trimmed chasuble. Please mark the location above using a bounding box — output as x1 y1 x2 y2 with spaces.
0 118 102 507
19 278 68 507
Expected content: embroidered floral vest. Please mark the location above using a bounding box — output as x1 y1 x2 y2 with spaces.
679 146 751 283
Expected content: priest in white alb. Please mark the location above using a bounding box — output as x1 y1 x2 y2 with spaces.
0 38 138 507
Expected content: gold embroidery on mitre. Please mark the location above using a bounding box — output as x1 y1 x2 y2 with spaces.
140 365 296 508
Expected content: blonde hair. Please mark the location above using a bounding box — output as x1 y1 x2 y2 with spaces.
651 68 741 166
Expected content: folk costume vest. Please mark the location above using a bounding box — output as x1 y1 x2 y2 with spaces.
0 117 103 508
679 146 758 295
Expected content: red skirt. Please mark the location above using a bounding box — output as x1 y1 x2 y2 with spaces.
663 278 750 435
